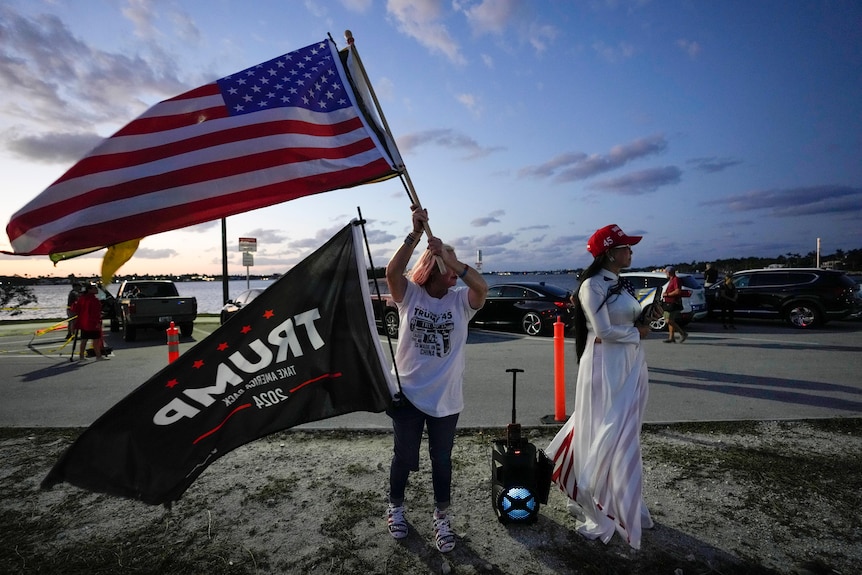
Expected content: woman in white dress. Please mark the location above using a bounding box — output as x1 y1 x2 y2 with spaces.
546 224 653 549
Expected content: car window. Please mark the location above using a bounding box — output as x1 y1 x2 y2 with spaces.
750 273 789 287
501 286 529 298
784 273 817 285
487 286 505 298
734 274 751 288
646 278 666 289
624 276 649 289
679 276 702 289
541 284 571 298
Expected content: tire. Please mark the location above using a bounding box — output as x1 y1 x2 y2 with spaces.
180 323 194 338
649 316 668 332
784 303 822 329
382 309 399 339
123 322 137 342
521 312 544 336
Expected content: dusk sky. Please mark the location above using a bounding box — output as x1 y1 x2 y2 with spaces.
2 0 861 279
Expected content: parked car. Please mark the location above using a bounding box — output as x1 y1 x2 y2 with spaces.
705 268 861 328
220 288 266 324
470 282 574 336
850 275 862 319
221 282 402 338
621 272 707 331
115 280 197 341
368 279 399 338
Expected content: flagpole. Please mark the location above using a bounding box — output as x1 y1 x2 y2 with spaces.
343 30 444 272
221 218 229 305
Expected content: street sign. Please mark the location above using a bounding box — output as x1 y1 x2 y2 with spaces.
239 237 257 252
242 252 254 267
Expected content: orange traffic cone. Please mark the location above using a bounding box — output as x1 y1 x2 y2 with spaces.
166 321 180 363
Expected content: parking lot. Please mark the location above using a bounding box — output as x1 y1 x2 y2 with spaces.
1 315 860 428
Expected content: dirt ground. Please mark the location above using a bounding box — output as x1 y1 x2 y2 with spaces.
1 419 860 575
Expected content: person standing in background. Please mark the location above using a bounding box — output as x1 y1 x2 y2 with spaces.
704 263 718 288
71 283 109 361
718 274 738 329
661 266 688 343
66 281 82 339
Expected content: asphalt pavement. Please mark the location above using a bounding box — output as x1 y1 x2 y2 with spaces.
1 315 861 429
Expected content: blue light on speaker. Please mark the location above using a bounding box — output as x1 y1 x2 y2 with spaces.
497 485 538 522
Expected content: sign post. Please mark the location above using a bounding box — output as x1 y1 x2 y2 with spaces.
239 237 257 289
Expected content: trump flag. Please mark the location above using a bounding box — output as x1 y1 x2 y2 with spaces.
42 222 395 505
6 38 400 257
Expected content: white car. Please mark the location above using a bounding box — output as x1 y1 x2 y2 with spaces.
621 272 708 331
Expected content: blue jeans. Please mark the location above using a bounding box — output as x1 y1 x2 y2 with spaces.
388 400 459 510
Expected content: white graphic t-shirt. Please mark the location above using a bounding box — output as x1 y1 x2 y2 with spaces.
393 281 477 417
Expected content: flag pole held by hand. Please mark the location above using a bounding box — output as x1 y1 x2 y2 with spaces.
343 30 444 272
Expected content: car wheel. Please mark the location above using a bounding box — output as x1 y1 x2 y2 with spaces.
180 323 194 337
785 303 822 329
649 315 667 332
383 308 399 339
521 312 544 336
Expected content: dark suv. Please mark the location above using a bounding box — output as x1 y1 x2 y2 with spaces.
706 268 861 328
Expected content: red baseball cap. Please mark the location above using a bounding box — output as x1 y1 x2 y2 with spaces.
586 224 643 257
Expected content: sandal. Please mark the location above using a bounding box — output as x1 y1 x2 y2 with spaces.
387 504 408 539
433 509 455 553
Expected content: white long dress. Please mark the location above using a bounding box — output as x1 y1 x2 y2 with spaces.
545 269 652 549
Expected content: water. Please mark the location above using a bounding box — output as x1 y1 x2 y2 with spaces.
7 279 276 321
8 274 579 321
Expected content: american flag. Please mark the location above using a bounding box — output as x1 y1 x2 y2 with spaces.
5 39 399 257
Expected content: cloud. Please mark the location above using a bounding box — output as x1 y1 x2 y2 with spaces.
588 166 682 195
519 134 668 181
238 229 289 244
528 23 558 53
341 0 373 12
592 40 635 63
459 1 558 54
703 185 862 217
122 1 200 45
518 152 588 179
676 38 702 59
5 131 104 164
687 156 742 173
386 0 466 65
463 0 518 35
456 93 482 116
134 247 179 259
470 214 506 228
397 128 504 159
0 6 186 139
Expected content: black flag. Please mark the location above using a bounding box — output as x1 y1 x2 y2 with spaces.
42 222 394 505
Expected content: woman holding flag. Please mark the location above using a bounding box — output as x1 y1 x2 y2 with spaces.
384 205 487 553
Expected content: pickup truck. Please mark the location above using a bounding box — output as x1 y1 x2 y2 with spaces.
114 280 197 342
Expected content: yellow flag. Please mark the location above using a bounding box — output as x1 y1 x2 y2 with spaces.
101 239 141 285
